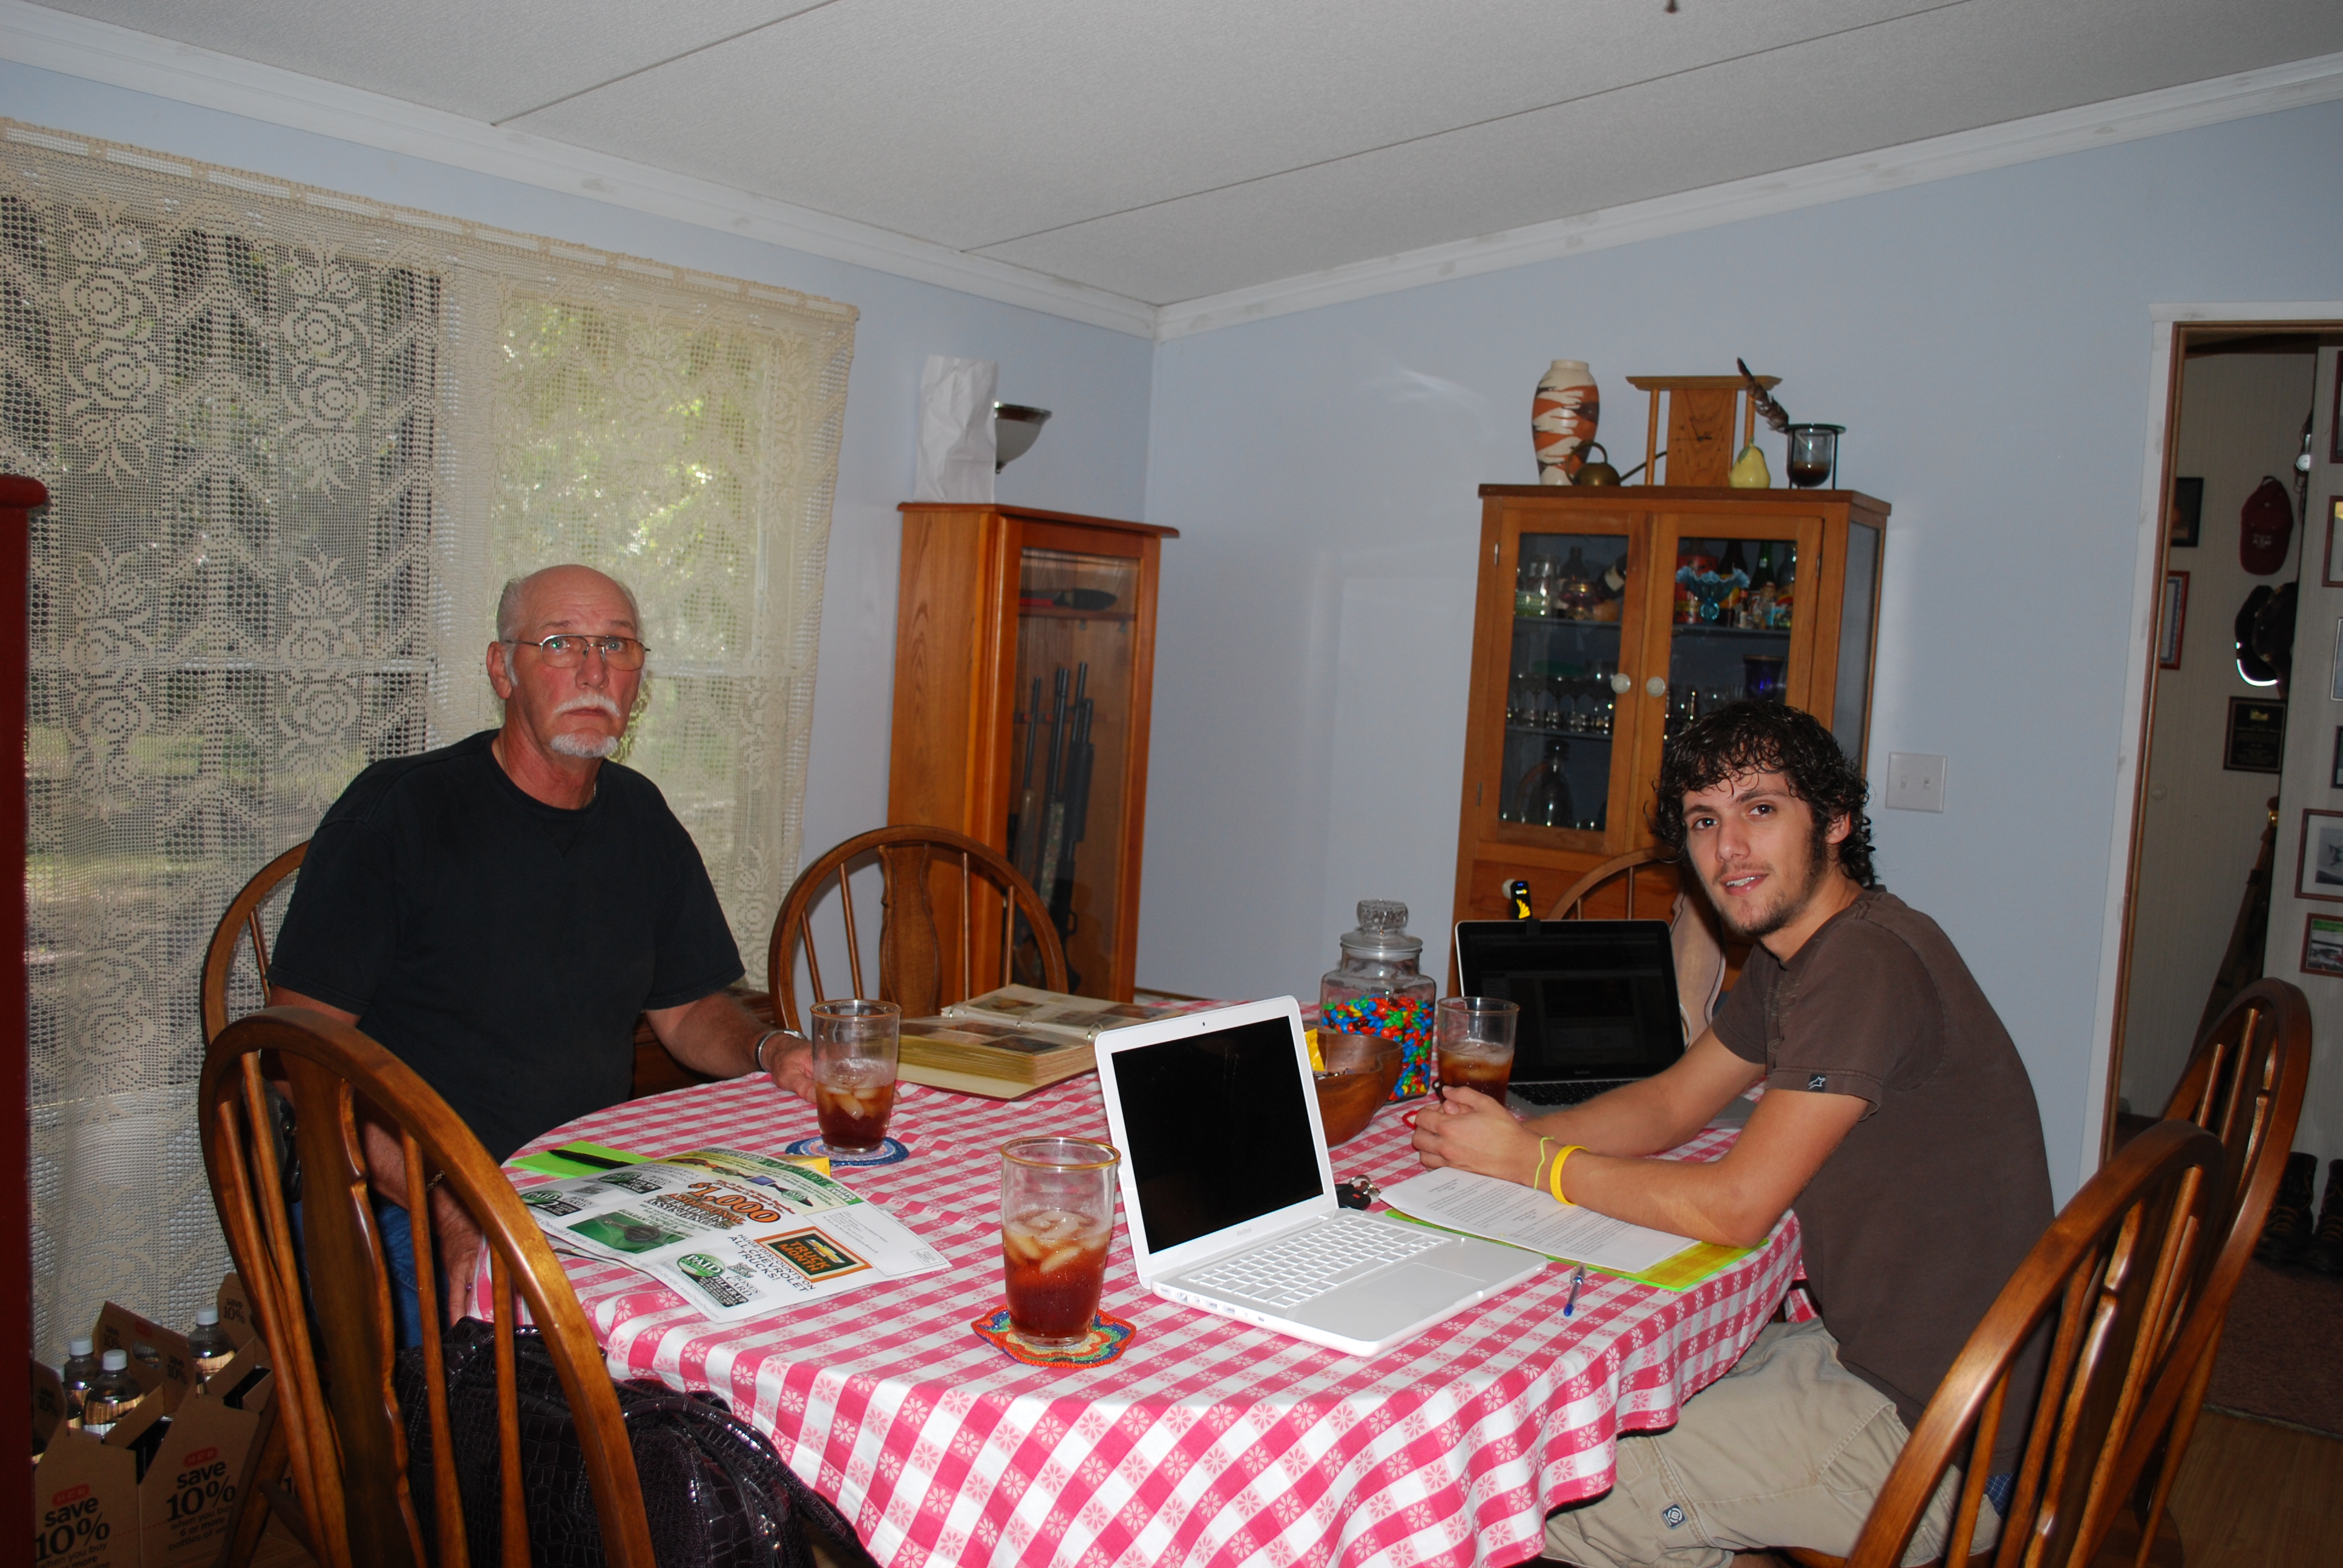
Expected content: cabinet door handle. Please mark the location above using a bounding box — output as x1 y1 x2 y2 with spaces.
1610 672 1633 695
1645 676 1668 698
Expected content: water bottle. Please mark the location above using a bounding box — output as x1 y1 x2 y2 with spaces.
187 1306 235 1391
59 1336 99 1428
79 1350 143 1439
1319 900 1438 1100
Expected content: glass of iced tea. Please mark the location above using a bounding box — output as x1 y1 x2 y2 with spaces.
1435 995 1519 1100
811 999 901 1155
999 1136 1121 1350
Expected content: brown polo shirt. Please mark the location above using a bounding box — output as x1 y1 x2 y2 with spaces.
1711 887 2053 1466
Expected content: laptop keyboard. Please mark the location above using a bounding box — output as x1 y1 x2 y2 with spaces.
1511 1078 1631 1107
1181 1217 1448 1310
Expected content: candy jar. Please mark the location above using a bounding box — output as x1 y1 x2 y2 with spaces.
1319 900 1438 1100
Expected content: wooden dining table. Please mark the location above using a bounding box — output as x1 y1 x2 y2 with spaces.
505 1070 1801 1568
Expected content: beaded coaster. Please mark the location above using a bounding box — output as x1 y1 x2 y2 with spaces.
782 1135 909 1168
970 1308 1136 1368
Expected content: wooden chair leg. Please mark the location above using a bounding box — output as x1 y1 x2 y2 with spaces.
221 1416 286 1567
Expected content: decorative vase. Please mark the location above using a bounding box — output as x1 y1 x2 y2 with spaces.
1533 361 1600 485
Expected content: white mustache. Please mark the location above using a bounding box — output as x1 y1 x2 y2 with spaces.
557 693 623 720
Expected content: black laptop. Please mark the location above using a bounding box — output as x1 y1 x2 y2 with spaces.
1452 919 1685 1110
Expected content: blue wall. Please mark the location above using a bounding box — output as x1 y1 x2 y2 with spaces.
1140 100 2343 1196
0 60 1157 875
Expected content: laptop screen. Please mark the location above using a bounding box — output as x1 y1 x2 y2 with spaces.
1111 1016 1327 1252
1456 921 1683 1082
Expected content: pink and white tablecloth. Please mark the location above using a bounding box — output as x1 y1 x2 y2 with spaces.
508 1076 1800 1568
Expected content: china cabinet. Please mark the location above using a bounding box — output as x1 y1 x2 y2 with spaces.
888 503 1176 1002
1450 485 1889 929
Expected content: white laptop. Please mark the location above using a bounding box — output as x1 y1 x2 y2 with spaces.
1094 996 1545 1356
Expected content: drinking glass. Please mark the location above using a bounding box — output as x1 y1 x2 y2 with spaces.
1435 996 1519 1100
811 999 900 1155
1000 1137 1121 1350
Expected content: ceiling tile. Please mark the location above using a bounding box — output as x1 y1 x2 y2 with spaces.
33 0 828 122
30 0 2343 308
507 0 1946 250
972 0 2343 302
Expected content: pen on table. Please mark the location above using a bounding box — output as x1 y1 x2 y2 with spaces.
1562 1264 1588 1319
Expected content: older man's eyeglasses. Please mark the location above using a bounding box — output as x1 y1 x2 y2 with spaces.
505 634 649 670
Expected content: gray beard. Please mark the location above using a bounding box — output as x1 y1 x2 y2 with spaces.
548 731 620 760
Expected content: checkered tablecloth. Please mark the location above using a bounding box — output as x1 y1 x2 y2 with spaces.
507 1076 1800 1568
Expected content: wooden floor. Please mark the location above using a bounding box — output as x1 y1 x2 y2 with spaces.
2163 1409 2343 1568
247 1409 2339 1568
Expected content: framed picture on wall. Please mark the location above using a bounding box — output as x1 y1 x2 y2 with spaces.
2303 914 2343 978
2295 808 2343 901
2157 571 2187 668
2327 497 2343 587
2169 476 2204 547
2225 697 2286 773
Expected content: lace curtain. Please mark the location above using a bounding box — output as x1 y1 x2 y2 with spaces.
0 120 856 1356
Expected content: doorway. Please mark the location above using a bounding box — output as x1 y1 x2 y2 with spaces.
2100 315 2341 1168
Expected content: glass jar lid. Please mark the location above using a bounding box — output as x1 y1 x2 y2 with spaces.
1339 898 1423 958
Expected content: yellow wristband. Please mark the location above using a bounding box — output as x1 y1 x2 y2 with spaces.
1530 1135 1554 1194
1548 1145 1585 1206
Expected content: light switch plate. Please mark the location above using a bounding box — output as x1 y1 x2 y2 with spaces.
1885 752 1947 813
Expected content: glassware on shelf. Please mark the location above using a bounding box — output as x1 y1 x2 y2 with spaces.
1553 546 1599 620
1676 563 1748 624
1519 737 1576 829
1515 556 1555 618
1744 656 1787 702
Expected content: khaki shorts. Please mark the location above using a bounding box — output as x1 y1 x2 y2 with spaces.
1542 1318 1996 1567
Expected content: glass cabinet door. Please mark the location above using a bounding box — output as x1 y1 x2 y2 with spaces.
1645 511 1827 773
1008 531 1140 997
1662 532 1801 736
1495 524 1640 842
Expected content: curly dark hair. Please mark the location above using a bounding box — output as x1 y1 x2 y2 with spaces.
1650 701 1876 887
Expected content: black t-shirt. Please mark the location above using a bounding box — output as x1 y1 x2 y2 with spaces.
269 730 744 1161
1711 887 2053 1466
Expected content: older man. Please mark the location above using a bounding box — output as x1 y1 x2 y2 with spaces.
268 564 812 1327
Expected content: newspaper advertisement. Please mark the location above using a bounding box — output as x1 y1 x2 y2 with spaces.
517 1146 948 1322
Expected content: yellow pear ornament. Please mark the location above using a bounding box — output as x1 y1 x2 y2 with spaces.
1728 443 1771 488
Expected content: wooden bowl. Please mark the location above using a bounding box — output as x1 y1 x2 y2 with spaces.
1313 1031 1406 1147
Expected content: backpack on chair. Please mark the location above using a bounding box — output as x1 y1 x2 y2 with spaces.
394 1318 870 1568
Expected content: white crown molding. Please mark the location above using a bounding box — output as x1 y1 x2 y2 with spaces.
7 3 2340 345
1155 51 2343 342
0 0 1159 338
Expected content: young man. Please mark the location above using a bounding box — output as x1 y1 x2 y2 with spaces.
268 564 815 1334
1414 701 2051 1566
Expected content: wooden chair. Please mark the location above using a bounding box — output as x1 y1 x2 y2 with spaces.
199 841 310 1568
2092 978 2312 1567
765 825 1067 1033
201 1006 656 1568
1545 846 1730 1039
1544 846 1681 920
1785 1119 2224 1568
200 840 307 1044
